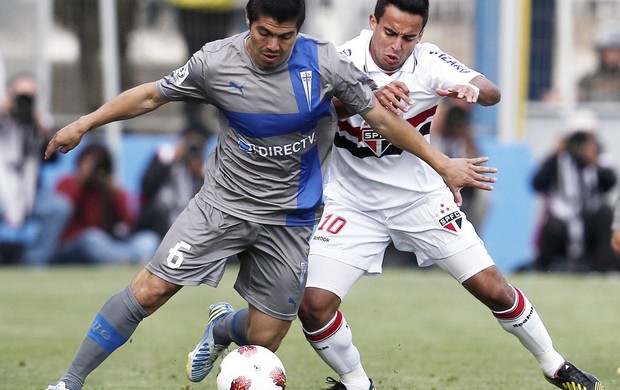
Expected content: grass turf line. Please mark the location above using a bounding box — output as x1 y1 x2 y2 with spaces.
1 264 618 389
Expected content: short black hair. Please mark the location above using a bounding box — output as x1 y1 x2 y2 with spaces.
78 143 114 174
246 0 306 31
374 0 429 28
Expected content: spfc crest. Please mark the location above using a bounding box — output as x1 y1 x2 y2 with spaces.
434 202 463 232
361 121 392 157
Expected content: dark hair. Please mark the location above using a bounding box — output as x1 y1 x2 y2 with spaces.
246 0 306 31
565 131 596 156
374 0 429 28
78 143 114 174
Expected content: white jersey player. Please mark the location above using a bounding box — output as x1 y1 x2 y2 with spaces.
43 1 500 390
298 1 604 390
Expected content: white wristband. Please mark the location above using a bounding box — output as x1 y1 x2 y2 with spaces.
467 83 480 96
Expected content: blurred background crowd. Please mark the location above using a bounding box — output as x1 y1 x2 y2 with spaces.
1 0 620 273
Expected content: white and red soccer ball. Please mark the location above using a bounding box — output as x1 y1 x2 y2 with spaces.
216 345 287 390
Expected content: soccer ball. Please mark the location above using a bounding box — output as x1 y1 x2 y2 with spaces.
216 345 287 389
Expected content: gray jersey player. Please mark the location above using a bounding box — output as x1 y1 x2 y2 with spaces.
44 1 496 389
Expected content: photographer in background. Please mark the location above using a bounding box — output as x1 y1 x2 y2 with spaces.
134 124 209 239
612 197 620 258
532 111 618 272
0 74 71 265
53 143 159 265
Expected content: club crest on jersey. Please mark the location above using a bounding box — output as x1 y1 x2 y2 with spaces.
361 121 392 157
434 202 463 232
300 70 312 110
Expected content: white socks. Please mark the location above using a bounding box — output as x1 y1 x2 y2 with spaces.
304 311 371 389
493 285 565 377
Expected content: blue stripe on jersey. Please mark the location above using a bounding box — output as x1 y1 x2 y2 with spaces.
221 36 332 225
221 37 331 138
288 36 323 120
87 313 128 354
287 36 329 223
287 144 322 225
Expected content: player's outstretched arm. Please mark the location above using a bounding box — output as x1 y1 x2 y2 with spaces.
361 100 497 205
436 75 501 106
45 82 168 159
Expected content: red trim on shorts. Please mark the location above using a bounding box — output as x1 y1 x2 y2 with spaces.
304 311 344 343
493 287 526 320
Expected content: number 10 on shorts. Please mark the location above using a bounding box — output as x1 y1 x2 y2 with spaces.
317 214 347 235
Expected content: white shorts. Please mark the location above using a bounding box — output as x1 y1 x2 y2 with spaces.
307 188 495 296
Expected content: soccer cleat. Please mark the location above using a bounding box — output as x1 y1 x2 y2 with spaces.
45 381 69 390
545 361 604 390
186 302 235 382
325 377 376 390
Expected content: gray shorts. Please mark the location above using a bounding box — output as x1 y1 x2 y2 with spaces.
146 195 311 320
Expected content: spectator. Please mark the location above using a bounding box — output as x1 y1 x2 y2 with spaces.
612 196 620 258
134 123 210 239
577 21 620 102
0 74 71 265
532 111 617 272
432 102 488 229
53 143 159 265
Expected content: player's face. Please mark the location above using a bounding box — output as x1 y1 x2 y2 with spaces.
246 13 298 70
369 4 424 71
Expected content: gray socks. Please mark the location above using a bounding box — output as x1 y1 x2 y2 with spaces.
60 286 149 390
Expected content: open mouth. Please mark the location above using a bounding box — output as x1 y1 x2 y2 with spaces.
385 54 400 65
262 52 280 63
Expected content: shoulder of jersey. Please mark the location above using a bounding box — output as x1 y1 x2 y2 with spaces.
336 30 372 65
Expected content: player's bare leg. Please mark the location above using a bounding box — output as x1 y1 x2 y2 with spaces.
46 269 182 390
300 287 374 390
461 264 603 389
187 302 293 382
245 305 292 351
461 265 566 375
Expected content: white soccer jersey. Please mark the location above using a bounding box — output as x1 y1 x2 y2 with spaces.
326 29 482 211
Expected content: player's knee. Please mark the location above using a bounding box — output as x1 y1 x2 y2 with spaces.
484 285 516 311
464 270 515 311
130 269 180 313
298 288 339 329
246 326 287 352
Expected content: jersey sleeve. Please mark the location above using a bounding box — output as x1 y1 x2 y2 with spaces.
422 43 483 91
156 49 210 104
325 42 377 116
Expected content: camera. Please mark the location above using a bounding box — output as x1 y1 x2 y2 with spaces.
12 94 35 123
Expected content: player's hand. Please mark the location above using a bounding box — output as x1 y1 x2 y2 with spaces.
44 120 88 159
441 157 497 206
436 84 479 103
375 81 412 115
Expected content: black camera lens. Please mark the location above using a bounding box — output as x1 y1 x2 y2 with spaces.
13 94 35 122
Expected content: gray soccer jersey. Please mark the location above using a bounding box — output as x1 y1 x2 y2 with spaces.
156 32 376 226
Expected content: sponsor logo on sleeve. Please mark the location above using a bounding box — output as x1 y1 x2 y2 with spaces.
170 61 190 86
429 51 472 73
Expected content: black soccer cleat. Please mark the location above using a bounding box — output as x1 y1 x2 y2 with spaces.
545 361 604 390
325 377 376 390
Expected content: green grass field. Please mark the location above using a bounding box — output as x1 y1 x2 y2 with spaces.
1 264 619 389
